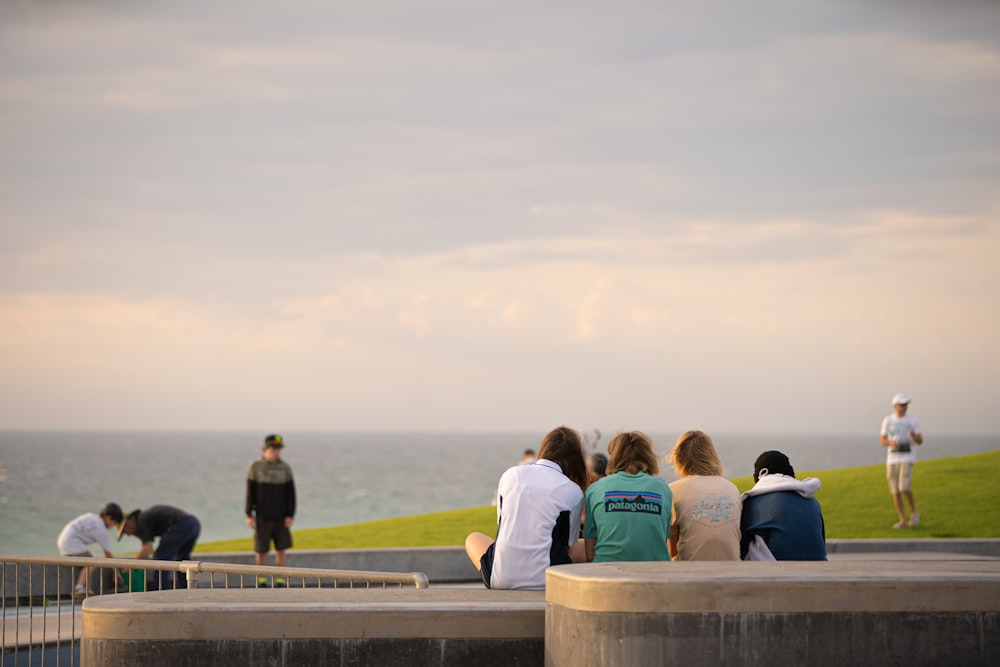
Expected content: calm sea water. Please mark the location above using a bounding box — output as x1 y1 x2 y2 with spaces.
1 430 997 556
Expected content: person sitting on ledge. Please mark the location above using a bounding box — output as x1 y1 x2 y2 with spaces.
667 430 741 561
740 450 827 561
582 430 672 563
465 426 588 590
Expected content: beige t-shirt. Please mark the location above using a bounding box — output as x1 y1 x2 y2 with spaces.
669 475 741 561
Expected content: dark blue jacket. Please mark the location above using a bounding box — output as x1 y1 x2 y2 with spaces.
740 489 826 560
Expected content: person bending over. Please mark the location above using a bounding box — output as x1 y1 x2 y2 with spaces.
118 505 201 591
57 502 124 597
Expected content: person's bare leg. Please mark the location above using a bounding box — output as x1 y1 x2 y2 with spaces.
904 491 919 525
892 493 907 525
464 532 494 570
76 565 94 592
254 552 268 566
275 550 288 567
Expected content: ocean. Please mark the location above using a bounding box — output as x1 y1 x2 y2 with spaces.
1 430 997 556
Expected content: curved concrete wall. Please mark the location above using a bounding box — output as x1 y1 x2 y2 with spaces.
82 588 544 667
545 560 1000 667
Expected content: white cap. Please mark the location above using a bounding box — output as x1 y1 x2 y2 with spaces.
892 393 911 406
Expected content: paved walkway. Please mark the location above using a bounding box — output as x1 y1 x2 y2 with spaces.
2 599 82 647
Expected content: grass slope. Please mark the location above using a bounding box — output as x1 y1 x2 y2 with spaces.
196 450 1000 553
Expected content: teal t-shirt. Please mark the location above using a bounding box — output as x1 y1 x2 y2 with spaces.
583 471 672 562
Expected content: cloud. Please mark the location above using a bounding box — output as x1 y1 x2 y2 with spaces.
1 1 998 431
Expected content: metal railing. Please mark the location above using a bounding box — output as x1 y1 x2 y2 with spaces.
2 554 429 666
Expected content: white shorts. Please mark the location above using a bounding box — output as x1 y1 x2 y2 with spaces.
886 461 914 494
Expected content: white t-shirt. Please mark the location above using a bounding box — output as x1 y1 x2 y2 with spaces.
881 413 922 464
490 459 584 590
57 513 112 555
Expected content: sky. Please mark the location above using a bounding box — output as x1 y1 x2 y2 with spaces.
1 1 999 435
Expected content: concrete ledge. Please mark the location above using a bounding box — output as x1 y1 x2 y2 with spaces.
194 546 480 583
82 588 544 667
827 538 1000 558
83 588 542 639
546 560 1000 613
545 561 1000 667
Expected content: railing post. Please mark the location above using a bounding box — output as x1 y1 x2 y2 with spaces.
180 561 201 590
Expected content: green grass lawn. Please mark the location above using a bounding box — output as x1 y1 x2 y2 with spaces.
195 449 1000 553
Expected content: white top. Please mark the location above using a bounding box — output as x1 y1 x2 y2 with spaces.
490 459 584 590
57 512 112 555
881 413 922 464
741 473 822 500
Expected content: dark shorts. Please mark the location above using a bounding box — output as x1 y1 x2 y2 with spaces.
478 542 496 589
255 518 293 554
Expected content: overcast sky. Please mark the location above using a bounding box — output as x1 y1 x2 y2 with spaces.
1 1 998 435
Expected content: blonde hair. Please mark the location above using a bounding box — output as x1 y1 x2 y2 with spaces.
669 430 724 477
606 431 659 476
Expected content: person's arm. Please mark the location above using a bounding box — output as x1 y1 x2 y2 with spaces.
668 525 679 560
135 541 154 560
93 523 114 554
246 467 257 528
910 428 924 445
285 475 296 528
584 538 596 562
103 548 126 585
739 523 751 560
880 417 893 447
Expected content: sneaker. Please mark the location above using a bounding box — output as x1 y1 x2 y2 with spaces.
892 520 906 529
257 577 270 588
909 512 920 527
274 578 286 588
72 586 93 598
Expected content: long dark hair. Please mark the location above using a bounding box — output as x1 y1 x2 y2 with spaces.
537 426 588 491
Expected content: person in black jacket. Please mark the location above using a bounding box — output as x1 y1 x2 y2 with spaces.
245 434 296 585
739 451 826 561
118 504 201 590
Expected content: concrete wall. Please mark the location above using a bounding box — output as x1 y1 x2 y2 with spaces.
826 538 1000 557
545 560 1000 667
82 588 544 667
71 545 1000 667
2 561 76 600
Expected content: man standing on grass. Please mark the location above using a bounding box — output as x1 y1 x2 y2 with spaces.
246 434 296 587
880 393 924 528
